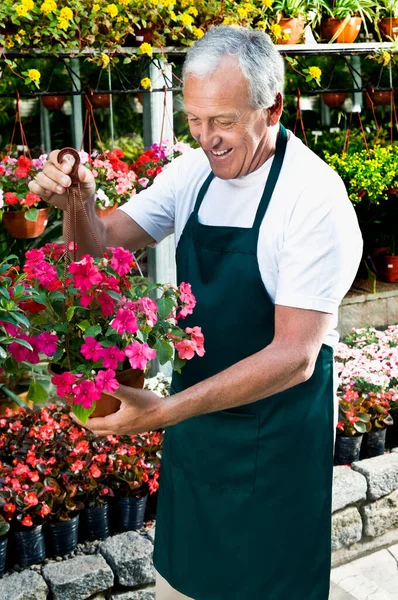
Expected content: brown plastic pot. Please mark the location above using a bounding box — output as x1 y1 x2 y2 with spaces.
41 95 65 110
321 17 362 43
50 365 145 418
378 255 398 283
277 18 305 44
95 204 118 218
2 208 49 239
379 17 398 40
322 92 346 108
86 94 111 109
365 90 392 107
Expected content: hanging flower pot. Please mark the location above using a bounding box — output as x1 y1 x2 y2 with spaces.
379 17 398 40
45 514 80 557
378 255 398 282
113 495 148 533
365 91 392 107
360 428 387 459
0 536 8 577
95 204 118 218
334 434 363 465
12 524 46 567
88 94 111 109
79 504 109 542
322 92 347 108
41 95 65 111
278 18 306 44
321 17 362 43
2 208 50 239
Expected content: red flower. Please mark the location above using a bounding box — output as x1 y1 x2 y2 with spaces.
3 503 16 514
40 503 51 517
4 192 19 206
22 192 40 207
90 464 101 478
21 515 33 527
25 492 39 506
71 460 86 473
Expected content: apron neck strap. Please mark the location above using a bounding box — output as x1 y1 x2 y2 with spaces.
252 123 288 231
193 171 214 214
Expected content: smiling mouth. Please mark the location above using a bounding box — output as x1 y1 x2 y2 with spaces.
210 148 232 157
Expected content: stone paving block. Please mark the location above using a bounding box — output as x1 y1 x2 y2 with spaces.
110 589 156 599
146 526 155 543
332 507 363 550
332 466 367 513
42 554 114 600
1 570 48 600
329 582 358 600
352 453 398 500
99 531 155 587
361 489 398 537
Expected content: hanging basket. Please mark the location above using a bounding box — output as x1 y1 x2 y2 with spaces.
87 94 111 109
41 95 65 111
278 18 305 44
322 92 347 108
365 91 392 107
320 17 362 43
2 208 50 239
379 17 398 40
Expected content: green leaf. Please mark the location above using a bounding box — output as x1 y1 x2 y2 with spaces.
10 312 31 328
72 402 96 425
123 57 132 64
24 208 39 222
173 355 186 373
157 297 174 320
77 320 91 332
154 339 173 365
66 306 77 321
14 338 33 351
357 412 371 422
0 346 7 359
354 421 367 434
85 325 102 338
27 380 48 403
107 290 121 301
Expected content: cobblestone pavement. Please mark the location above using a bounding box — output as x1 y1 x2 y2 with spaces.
330 545 398 600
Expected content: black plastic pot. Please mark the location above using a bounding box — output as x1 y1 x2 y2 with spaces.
0 536 8 577
334 435 363 465
387 413 398 449
79 504 109 542
113 496 148 533
13 524 46 567
360 428 387 459
45 514 79 557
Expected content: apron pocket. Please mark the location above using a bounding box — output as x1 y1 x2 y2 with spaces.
167 410 259 493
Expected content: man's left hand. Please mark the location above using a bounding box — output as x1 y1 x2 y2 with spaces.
71 386 168 436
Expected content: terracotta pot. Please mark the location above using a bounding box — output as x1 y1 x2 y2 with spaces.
378 255 398 283
322 92 347 108
50 365 145 418
86 94 111 109
95 204 118 218
365 90 392 107
2 208 49 239
321 17 362 43
41 95 65 110
277 18 306 44
379 17 398 40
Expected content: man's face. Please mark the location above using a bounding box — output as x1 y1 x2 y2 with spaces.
183 56 282 180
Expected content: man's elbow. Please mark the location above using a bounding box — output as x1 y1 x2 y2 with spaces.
298 355 317 384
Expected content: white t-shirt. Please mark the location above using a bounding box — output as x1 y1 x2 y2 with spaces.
120 131 363 348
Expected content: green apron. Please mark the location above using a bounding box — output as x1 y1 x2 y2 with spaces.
153 125 334 600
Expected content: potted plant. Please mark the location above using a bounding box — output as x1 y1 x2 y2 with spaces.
41 96 65 111
0 155 50 239
10 242 204 425
268 0 308 44
335 386 371 465
0 515 10 577
360 391 393 458
312 0 374 43
375 0 398 39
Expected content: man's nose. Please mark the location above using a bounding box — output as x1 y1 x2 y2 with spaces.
198 124 220 151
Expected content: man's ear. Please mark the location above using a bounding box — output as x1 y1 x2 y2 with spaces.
266 93 284 125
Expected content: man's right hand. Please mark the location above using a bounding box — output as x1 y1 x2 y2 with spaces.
28 149 96 211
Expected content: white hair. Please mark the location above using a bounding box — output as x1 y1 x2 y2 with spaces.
183 26 285 109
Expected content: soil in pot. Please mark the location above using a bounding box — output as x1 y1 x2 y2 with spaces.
112 495 148 533
11 524 46 567
321 17 362 43
278 18 305 44
41 95 65 110
2 208 50 239
79 504 109 542
0 536 7 577
45 513 80 557
360 428 387 459
334 434 363 465
322 92 347 109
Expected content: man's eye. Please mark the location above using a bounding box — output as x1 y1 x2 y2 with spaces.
189 118 200 124
218 121 233 127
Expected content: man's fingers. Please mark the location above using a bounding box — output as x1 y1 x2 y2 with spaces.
109 383 133 401
32 171 67 197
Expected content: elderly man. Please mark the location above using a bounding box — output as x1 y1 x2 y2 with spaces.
30 26 362 600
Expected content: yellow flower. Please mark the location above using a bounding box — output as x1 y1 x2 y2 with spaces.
188 5 197 15
40 0 57 14
381 50 391 66
244 2 255 11
117 15 123 21
270 23 281 38
179 12 194 26
123 16 128 21
60 6 73 19
237 7 248 18
263 0 272 6
57 16 69 28
308 66 322 80
222 17 235 24
28 69 41 82
14 34 22 42
169 9 177 19
101 53 110 67
256 20 266 30
139 42 153 56
21 0 34 9
282 31 290 41
119 0 129 4
105 3 118 16
140 77 151 89
192 26 204 38
4 38 15 48
181 0 192 5
92 3 100 10
18 29 26 35
15 5 29 17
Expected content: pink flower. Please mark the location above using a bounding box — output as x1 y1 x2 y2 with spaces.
80 292 95 308
97 292 116 317
111 309 138 335
175 339 196 360
80 337 104 362
51 372 76 397
95 369 119 393
125 341 156 371
36 332 58 356
73 380 102 409
108 247 135 276
101 346 125 370
9 335 40 364
186 326 205 357
136 297 158 327
22 515 33 527
69 255 102 292
178 282 196 319
9 339 31 362
138 177 149 188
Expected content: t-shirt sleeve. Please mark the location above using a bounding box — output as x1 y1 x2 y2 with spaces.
118 158 179 244
275 178 363 314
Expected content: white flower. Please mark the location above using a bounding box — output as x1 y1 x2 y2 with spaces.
95 188 110 206
0 189 3 209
